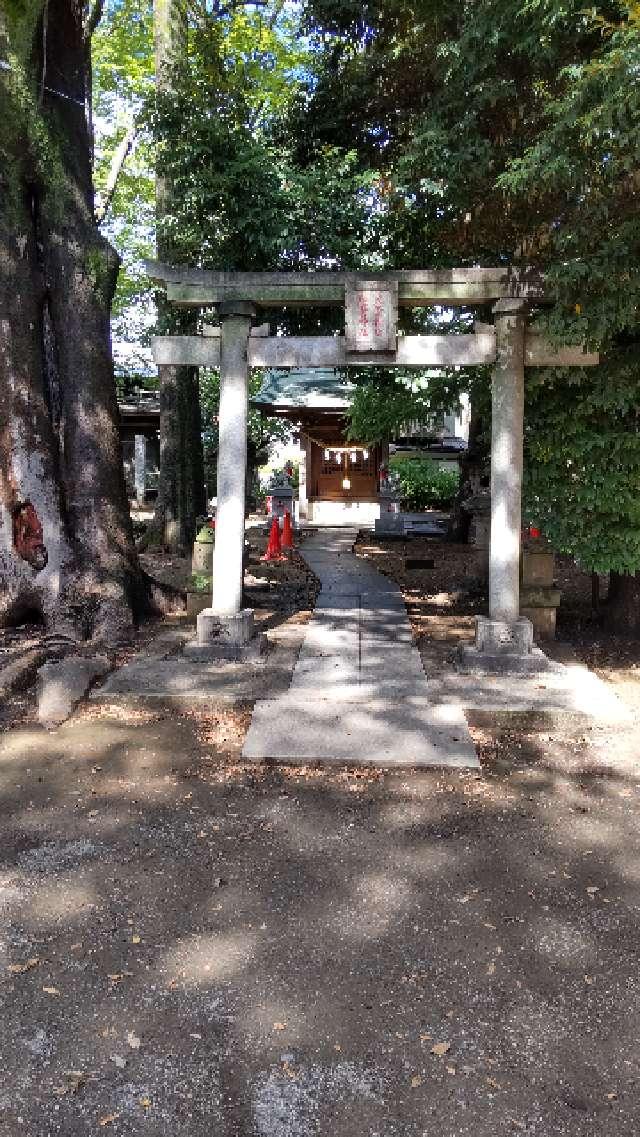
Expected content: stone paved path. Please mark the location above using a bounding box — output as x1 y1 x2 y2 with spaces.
242 530 478 767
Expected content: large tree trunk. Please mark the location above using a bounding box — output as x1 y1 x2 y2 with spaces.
152 0 205 552
0 1 150 640
606 571 640 637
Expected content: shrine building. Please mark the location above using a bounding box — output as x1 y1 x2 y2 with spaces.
250 367 387 526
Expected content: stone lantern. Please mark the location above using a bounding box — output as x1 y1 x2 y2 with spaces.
266 470 295 526
375 467 403 535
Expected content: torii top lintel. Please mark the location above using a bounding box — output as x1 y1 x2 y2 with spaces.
146 261 546 309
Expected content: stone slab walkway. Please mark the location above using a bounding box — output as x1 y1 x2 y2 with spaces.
242 530 479 768
92 625 305 708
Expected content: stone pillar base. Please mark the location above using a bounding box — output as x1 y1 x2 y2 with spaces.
477 615 533 654
184 608 267 662
457 615 555 674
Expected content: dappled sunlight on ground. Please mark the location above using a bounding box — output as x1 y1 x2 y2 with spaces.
1 700 640 1134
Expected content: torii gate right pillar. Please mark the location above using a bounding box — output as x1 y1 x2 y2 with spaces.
489 297 526 625
460 297 546 672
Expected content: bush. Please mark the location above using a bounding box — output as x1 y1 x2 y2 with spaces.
389 456 460 510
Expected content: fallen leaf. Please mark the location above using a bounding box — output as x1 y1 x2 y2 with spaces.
410 1075 423 1087
126 1031 141 1050
272 1021 286 1031
431 1042 451 1058
139 1097 151 1108
53 1071 88 1097
111 1055 127 1069
42 986 60 996
98 1114 120 1127
486 962 496 976
586 886 600 896
131 935 141 944
8 957 40 974
446 1066 456 1075
486 1076 500 1089
606 1092 618 1101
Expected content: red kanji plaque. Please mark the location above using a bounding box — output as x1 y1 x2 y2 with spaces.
345 279 398 353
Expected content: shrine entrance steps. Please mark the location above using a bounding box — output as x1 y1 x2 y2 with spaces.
242 530 479 768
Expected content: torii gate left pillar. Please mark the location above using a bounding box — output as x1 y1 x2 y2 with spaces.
192 300 263 658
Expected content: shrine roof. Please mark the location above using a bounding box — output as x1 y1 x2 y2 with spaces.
251 368 355 412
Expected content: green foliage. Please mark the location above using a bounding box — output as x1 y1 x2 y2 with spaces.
389 456 460 510
92 0 156 376
347 347 487 445
524 350 640 574
91 0 640 584
188 572 211 593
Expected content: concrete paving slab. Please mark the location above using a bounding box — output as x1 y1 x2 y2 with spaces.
275 679 433 703
242 697 479 767
243 530 480 768
92 639 302 705
427 666 633 723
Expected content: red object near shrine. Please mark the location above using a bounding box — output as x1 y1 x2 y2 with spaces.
13 502 48 571
261 518 286 562
281 510 294 551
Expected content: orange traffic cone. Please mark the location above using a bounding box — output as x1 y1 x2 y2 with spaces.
281 509 294 552
261 517 286 562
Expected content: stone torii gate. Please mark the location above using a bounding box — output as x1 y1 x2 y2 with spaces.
148 263 598 669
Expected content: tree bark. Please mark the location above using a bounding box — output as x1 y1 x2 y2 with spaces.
0 1 153 638
606 572 640 637
152 0 205 552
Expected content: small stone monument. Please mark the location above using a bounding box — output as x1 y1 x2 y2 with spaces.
520 534 561 640
192 523 215 575
463 491 491 549
375 467 403 535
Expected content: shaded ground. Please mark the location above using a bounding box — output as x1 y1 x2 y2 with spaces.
1 701 640 1136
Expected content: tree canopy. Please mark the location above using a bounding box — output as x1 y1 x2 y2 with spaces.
92 1 640 592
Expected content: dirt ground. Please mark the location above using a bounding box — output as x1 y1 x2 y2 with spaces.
1 532 640 1135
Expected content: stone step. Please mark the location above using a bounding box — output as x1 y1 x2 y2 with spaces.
242 697 479 768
